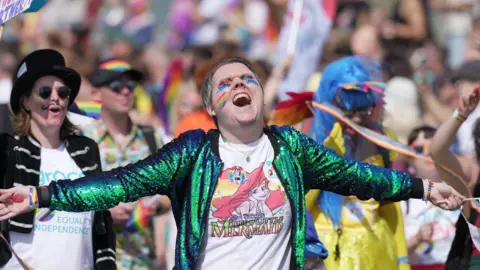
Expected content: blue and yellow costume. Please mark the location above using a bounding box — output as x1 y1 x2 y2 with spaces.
306 56 410 270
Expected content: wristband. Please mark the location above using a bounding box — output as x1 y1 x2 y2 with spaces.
423 179 433 203
455 114 467 123
29 186 38 210
36 186 51 208
453 109 467 123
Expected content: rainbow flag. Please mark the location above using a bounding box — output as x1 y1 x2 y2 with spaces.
125 195 160 233
125 200 150 233
157 59 183 132
269 92 314 126
275 0 337 101
76 100 102 120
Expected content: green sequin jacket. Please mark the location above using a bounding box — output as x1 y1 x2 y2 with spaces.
36 125 424 269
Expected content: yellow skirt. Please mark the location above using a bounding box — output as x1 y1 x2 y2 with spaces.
318 218 399 270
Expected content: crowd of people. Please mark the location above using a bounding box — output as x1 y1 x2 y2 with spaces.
0 0 478 270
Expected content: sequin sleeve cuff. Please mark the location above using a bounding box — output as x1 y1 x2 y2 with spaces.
410 177 424 199
36 185 51 208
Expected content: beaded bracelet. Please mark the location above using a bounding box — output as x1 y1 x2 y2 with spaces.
29 186 38 209
423 179 433 203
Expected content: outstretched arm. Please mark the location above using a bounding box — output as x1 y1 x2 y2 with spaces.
0 130 205 219
285 126 423 201
280 127 463 209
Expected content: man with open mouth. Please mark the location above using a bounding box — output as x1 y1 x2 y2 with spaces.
0 57 466 270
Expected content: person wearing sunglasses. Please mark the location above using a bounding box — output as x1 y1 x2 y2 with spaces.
82 58 172 270
306 56 411 270
0 49 116 269
400 126 460 270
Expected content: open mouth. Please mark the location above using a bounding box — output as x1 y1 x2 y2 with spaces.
48 106 62 113
232 93 252 107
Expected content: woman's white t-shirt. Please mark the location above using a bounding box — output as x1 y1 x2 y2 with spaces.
4 144 95 270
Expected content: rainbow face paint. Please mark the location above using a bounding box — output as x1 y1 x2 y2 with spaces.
217 83 230 93
217 78 232 94
241 75 259 86
217 92 228 109
34 94 51 111
34 95 44 104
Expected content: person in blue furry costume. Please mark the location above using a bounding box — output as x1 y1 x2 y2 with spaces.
305 56 411 270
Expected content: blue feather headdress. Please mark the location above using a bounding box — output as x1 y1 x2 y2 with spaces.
313 56 386 228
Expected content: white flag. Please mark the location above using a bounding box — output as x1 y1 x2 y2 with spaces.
276 0 337 101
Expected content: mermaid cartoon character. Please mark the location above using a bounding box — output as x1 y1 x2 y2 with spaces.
212 165 286 222
233 166 242 184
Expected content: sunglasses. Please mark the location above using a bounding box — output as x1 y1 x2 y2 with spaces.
343 107 373 117
108 80 138 93
38 86 71 100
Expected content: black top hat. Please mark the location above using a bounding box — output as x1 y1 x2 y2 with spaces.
89 58 144 88
10 49 81 115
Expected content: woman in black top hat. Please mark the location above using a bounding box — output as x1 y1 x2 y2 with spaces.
0 49 116 270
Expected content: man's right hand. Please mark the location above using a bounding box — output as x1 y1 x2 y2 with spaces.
110 203 136 225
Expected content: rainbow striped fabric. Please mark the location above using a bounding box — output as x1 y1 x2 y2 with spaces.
157 59 183 131
76 100 102 119
125 195 160 233
341 81 387 94
99 59 132 72
269 92 314 126
125 199 151 233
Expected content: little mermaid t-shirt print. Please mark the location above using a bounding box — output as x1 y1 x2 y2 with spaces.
197 134 293 270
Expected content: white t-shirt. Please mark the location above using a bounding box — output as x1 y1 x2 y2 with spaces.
401 199 460 265
4 144 95 270
197 134 293 269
